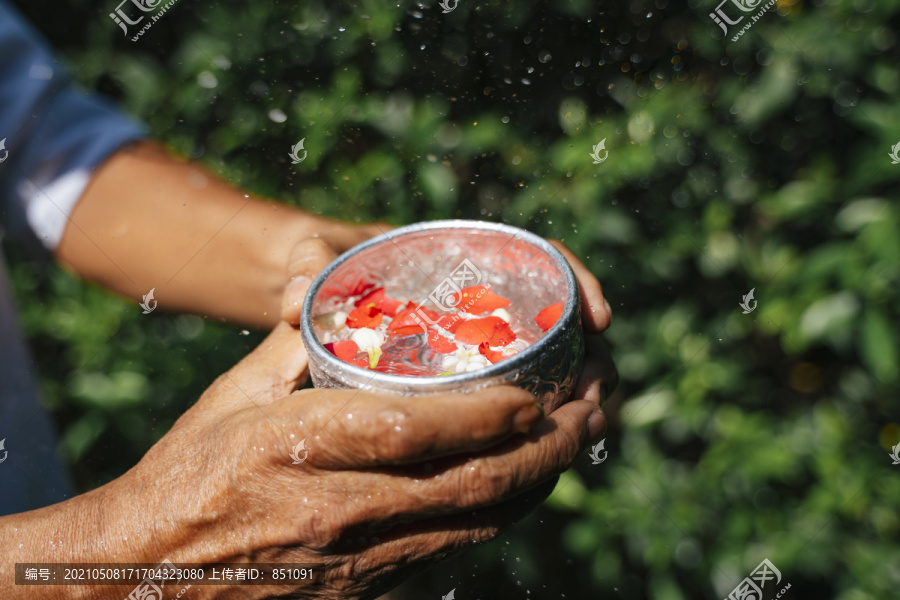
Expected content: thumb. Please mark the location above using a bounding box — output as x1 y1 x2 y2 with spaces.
282 237 339 326
218 321 311 408
222 237 339 407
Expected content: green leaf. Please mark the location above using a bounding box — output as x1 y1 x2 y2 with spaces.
836 198 891 232
544 470 588 512
61 412 107 463
799 292 860 342
70 371 149 410
859 309 899 383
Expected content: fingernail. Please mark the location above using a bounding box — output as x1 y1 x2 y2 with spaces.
513 402 543 433
603 298 612 320
587 408 606 440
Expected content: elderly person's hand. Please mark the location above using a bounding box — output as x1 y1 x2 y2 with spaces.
44 316 607 600
0 232 615 600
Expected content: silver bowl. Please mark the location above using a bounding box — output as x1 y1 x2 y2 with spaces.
299 220 584 413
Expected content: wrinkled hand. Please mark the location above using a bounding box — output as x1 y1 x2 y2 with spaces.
105 235 615 599
109 317 612 599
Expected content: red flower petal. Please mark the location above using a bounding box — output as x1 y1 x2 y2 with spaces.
347 304 383 329
332 340 360 361
349 280 377 297
458 286 511 314
478 342 509 364
427 330 458 354
454 316 516 347
353 287 402 316
388 325 427 336
381 296 404 317
534 302 564 332
388 306 438 335
354 287 385 308
324 341 367 367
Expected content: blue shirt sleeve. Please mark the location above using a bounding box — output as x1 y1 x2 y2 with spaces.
0 0 146 250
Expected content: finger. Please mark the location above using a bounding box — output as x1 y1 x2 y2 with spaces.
341 478 557 568
211 321 311 409
317 221 393 252
573 335 618 405
282 238 340 325
548 240 611 333
277 385 543 469
355 398 598 522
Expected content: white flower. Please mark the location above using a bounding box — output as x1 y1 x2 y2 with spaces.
491 308 512 323
350 327 384 351
351 327 385 368
441 346 491 374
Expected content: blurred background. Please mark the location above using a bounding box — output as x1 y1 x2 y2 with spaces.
5 0 900 598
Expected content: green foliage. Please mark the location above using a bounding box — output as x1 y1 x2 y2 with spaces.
5 0 900 598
